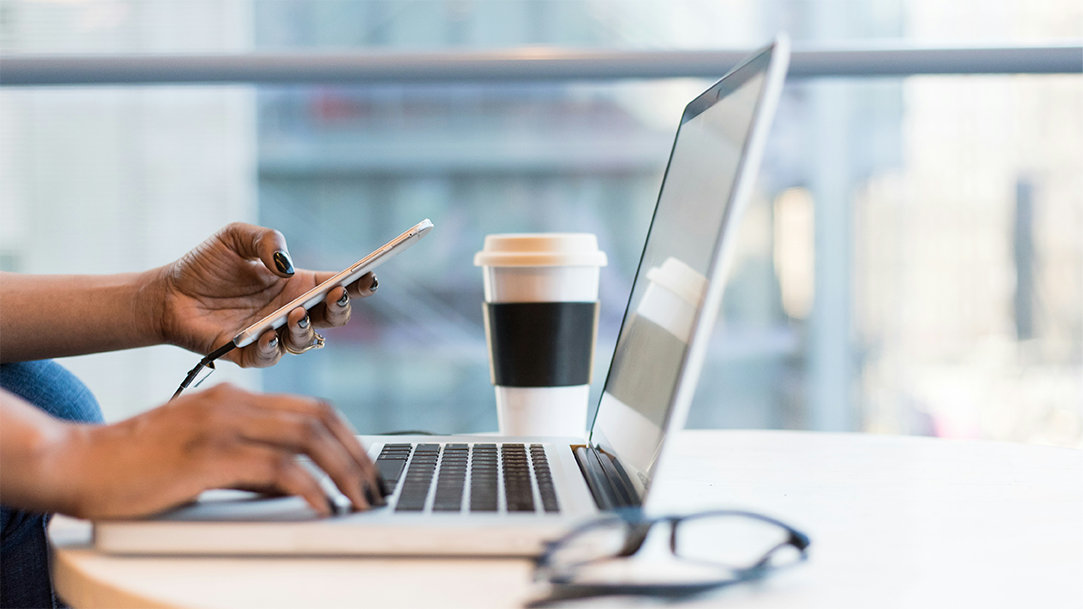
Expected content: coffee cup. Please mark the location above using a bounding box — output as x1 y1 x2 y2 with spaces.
474 234 607 436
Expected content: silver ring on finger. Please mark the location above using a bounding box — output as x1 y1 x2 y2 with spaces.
285 331 325 355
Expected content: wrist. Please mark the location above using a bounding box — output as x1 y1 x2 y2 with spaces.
135 265 172 346
0 393 93 517
36 421 94 519
48 422 136 520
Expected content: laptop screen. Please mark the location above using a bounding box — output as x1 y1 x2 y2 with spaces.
589 43 785 499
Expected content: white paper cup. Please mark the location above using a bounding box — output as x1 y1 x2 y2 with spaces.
475 234 607 436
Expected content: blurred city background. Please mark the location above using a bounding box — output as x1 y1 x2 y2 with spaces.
1 1 1080 447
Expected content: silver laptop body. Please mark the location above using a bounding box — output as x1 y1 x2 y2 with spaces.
94 36 790 556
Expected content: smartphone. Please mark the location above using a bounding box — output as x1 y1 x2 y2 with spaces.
231 218 434 348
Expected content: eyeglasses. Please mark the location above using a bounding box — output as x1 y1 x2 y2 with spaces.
529 508 810 607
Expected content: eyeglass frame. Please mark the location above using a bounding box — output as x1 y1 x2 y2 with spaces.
530 508 811 605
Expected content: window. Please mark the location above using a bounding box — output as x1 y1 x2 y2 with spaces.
2 0 1080 447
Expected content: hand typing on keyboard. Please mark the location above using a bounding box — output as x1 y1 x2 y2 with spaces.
300 457 388 515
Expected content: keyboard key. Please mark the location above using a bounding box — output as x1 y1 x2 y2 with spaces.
395 445 438 513
469 444 499 512
529 446 560 513
380 443 412 454
375 459 407 484
433 449 467 512
502 444 535 512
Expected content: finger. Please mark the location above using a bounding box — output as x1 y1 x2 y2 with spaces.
227 484 287 497
316 403 387 500
306 272 376 302
284 307 316 352
347 272 378 298
305 284 353 330
237 330 283 368
219 222 295 278
315 402 384 498
219 444 333 517
248 395 384 500
321 286 351 328
235 407 370 511
300 272 376 330
231 395 378 509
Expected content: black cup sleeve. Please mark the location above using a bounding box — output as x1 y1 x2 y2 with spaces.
484 302 599 387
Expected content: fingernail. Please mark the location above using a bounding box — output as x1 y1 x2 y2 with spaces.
369 277 379 292
337 291 349 307
377 476 390 498
362 481 376 506
268 336 279 350
298 314 310 329
325 495 337 517
370 481 387 507
273 250 295 276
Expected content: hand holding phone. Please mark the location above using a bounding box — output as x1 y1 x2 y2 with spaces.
170 218 434 399
232 218 433 348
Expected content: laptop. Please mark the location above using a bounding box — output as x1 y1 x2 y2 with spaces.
94 36 790 556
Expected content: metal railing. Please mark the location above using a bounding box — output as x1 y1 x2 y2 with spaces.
2 45 1080 86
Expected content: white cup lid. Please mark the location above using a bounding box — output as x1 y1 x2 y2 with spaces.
645 257 707 307
474 233 608 267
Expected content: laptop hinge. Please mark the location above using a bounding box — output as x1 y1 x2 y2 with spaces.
572 445 640 511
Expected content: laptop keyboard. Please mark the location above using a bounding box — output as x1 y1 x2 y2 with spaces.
375 442 560 514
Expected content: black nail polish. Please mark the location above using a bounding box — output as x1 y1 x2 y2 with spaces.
273 250 295 276
377 476 390 498
369 277 379 292
325 495 338 516
337 291 349 307
268 336 279 349
362 481 376 506
298 314 310 329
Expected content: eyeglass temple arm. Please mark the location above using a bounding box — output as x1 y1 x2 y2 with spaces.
170 340 237 401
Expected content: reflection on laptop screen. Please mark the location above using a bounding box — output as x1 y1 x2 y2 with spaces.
590 54 773 495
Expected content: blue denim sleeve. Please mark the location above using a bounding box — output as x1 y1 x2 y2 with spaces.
1 360 103 609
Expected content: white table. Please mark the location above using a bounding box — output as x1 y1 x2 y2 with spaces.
50 430 1083 608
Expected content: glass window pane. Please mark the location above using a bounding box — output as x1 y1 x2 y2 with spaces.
2 0 1079 448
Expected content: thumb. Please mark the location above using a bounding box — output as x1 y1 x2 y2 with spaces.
220 222 295 278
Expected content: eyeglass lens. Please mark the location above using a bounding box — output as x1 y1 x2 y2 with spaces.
672 513 802 569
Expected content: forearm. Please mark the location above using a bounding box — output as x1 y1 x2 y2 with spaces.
0 269 167 362
0 390 82 515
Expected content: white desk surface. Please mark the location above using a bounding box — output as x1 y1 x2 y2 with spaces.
50 430 1083 609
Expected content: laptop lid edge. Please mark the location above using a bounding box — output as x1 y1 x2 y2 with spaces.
589 34 791 508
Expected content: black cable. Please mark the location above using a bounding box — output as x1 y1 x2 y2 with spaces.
170 340 237 401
